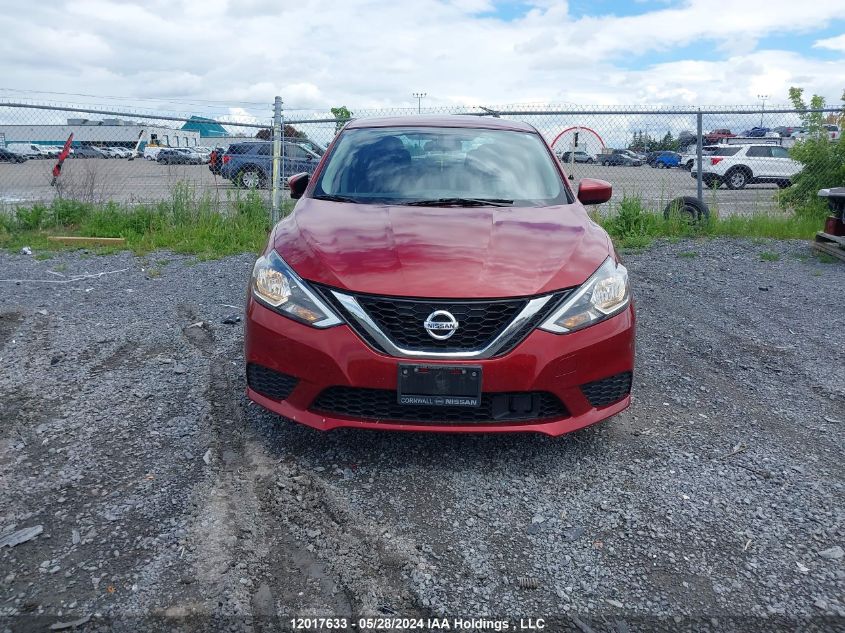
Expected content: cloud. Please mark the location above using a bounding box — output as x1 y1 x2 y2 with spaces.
814 33 845 52
0 0 842 119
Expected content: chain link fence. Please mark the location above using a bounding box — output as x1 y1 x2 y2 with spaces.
1 99 842 218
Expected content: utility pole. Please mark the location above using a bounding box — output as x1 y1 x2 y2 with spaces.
757 94 769 127
412 92 427 114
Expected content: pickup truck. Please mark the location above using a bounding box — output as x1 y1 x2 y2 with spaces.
703 129 735 144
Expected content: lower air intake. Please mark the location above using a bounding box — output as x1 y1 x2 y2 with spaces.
581 371 632 408
247 363 298 401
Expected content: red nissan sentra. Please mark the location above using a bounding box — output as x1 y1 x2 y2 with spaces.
245 116 634 436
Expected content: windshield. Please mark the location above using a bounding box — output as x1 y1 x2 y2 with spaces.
313 126 570 206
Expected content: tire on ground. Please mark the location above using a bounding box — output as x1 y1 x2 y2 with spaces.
664 196 710 223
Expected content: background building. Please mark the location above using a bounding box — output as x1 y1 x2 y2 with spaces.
0 118 201 149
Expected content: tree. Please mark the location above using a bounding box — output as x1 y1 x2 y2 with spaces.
660 130 677 151
781 87 845 215
788 87 826 136
330 106 353 133
255 124 306 140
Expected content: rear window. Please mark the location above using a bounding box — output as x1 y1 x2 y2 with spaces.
313 126 570 206
746 146 771 157
711 147 740 156
226 144 254 155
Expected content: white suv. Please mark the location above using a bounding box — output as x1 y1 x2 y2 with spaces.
691 143 802 190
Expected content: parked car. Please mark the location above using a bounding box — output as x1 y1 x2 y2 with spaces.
597 149 642 166
650 151 680 169
220 141 322 188
173 148 205 163
193 146 213 163
71 146 104 158
157 149 202 165
741 127 768 137
703 129 735 144
89 146 113 159
679 146 717 171
106 146 133 158
559 150 595 164
143 146 167 161
690 143 801 189
789 125 840 142
677 131 697 149
0 147 28 163
645 150 676 166
244 116 634 436
6 143 44 159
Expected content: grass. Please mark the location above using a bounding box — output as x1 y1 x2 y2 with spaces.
759 251 780 262
0 188 830 259
597 196 826 250
0 184 291 259
677 251 698 259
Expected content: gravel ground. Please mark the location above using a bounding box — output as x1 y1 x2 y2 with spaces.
0 239 843 633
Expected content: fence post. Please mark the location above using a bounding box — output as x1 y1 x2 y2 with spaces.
281 107 286 201
696 109 703 204
271 96 283 224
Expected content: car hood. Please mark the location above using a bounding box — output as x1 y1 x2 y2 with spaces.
273 199 611 298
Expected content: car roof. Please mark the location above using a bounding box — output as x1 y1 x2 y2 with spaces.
344 115 537 133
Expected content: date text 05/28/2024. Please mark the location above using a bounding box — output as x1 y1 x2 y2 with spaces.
289 617 548 631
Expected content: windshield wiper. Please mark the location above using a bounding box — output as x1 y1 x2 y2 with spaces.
313 194 362 203
403 197 513 207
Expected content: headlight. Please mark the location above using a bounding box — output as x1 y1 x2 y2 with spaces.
539 257 629 333
251 250 342 328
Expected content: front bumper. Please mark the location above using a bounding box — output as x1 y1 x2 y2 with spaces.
244 297 635 436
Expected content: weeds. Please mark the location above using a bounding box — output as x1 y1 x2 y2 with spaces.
759 251 780 262
0 190 829 259
0 188 292 258
600 196 823 250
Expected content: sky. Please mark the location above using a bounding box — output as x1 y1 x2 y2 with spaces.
0 0 844 121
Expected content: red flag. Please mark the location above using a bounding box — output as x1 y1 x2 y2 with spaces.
51 133 74 185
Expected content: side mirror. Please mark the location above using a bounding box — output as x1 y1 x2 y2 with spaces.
577 178 612 205
288 172 310 199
